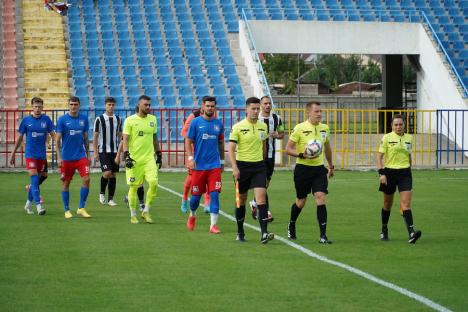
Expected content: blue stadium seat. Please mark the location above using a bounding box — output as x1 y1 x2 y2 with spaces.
141 76 155 87
216 96 230 108
107 77 121 87
163 96 177 107
180 96 194 108
106 67 120 78
140 67 153 77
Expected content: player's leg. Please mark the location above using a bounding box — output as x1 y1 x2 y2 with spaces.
235 165 250 242
137 185 145 211
126 164 144 223
288 164 311 240
254 187 274 244
60 160 74 218
76 158 91 218
100 170 111 204
187 170 206 230
398 170 421 243
207 168 222 233
37 161 48 204
31 160 47 214
379 170 396 241
203 191 210 213
180 170 192 213
141 161 158 223
25 159 40 215
107 172 117 206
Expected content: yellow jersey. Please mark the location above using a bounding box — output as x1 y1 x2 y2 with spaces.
229 118 267 162
123 114 158 163
378 131 412 169
289 121 330 166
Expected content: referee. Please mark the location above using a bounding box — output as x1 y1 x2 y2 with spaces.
228 96 274 244
93 97 122 206
249 95 284 222
285 101 334 244
377 114 422 243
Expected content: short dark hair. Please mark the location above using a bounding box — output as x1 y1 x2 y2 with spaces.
105 97 116 104
260 95 270 102
306 101 320 110
392 113 406 123
202 96 216 104
138 95 151 102
31 97 44 105
68 96 80 104
246 97 260 106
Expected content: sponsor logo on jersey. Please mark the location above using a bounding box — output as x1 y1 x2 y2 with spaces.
202 133 217 140
70 130 82 135
192 185 199 193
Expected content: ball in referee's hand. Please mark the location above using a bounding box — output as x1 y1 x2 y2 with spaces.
304 140 322 158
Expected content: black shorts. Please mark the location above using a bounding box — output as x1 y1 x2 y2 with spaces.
264 158 275 181
379 168 412 194
99 153 119 173
294 164 328 199
237 161 267 194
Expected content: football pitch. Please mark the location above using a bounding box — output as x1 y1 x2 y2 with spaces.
0 170 467 311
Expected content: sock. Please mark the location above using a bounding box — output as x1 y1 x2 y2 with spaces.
61 191 70 211
79 187 89 208
145 180 158 212
381 208 391 231
190 194 201 215
108 177 116 200
137 186 145 204
30 175 40 205
235 205 246 234
128 185 138 216
27 185 33 201
39 175 47 185
210 213 219 226
182 174 191 200
290 203 302 223
265 193 269 210
100 176 108 194
251 199 258 208
257 204 268 234
402 209 415 234
209 191 219 214
317 204 327 237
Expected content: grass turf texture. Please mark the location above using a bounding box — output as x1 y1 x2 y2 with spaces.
0 170 467 311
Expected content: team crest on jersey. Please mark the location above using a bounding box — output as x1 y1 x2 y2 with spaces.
320 130 327 141
138 131 144 136
130 177 135 182
192 185 199 193
214 125 220 132
150 122 155 127
41 122 46 128
79 120 84 127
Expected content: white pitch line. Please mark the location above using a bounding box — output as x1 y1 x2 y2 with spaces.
158 184 452 312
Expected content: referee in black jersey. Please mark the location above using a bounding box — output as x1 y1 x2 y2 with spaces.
93 97 122 206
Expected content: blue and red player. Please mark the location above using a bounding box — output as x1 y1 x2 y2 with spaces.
10 97 55 215
56 96 92 219
185 96 225 234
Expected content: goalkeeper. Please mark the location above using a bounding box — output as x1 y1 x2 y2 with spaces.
122 95 162 224
285 101 334 244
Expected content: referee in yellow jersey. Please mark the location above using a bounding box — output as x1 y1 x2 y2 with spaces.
122 95 162 224
377 114 421 243
285 101 334 244
228 97 274 244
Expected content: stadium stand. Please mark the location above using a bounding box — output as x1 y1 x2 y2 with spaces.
1 0 19 109
23 0 70 108
65 0 467 109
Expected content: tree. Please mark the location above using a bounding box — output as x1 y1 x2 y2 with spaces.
262 54 307 94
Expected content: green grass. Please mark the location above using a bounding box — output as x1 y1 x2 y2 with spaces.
0 170 467 311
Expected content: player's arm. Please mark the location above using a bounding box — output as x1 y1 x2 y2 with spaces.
83 131 90 159
92 118 100 161
263 139 267 160
55 132 63 166
377 136 387 185
185 137 195 169
218 138 225 171
286 139 305 158
274 118 285 139
153 134 162 169
9 133 24 165
228 141 239 180
324 141 334 178
114 137 123 164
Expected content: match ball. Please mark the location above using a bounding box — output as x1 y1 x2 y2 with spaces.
304 140 322 158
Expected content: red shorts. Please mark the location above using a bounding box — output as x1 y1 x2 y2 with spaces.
191 168 222 195
60 158 90 181
26 158 47 172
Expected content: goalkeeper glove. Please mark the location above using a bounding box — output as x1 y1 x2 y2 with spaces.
156 151 162 169
124 151 135 169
